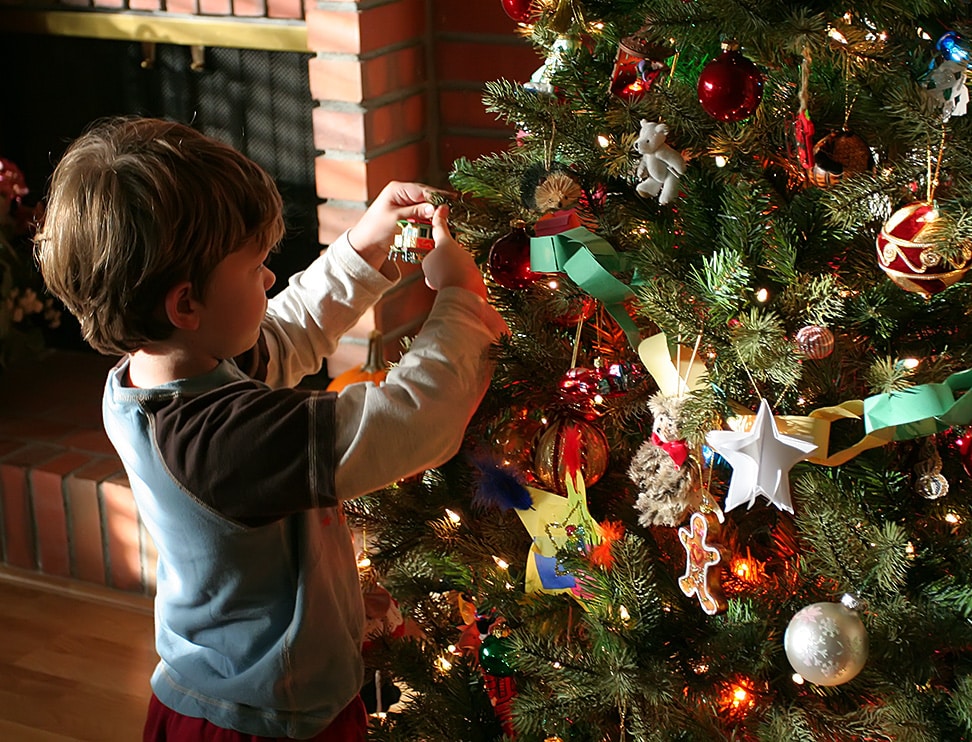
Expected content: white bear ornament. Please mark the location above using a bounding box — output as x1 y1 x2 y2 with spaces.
634 120 686 205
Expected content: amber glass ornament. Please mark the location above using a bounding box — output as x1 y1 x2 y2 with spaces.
533 417 609 493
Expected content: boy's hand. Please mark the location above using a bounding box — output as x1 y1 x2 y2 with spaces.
421 205 488 300
347 181 450 269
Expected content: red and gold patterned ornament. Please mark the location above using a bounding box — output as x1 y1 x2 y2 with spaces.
795 325 835 360
876 201 972 297
677 510 728 615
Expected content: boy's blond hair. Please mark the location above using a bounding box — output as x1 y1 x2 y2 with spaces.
35 117 286 356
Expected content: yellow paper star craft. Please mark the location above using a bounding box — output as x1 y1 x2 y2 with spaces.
515 470 601 597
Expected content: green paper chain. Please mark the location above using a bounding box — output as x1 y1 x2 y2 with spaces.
529 226 642 349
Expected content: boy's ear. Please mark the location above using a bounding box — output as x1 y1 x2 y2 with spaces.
164 281 201 331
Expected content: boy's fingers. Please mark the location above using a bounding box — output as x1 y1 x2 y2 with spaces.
431 204 452 241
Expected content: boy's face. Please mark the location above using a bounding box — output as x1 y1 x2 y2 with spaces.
195 238 276 360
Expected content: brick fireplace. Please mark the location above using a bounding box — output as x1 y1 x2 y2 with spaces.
0 0 536 596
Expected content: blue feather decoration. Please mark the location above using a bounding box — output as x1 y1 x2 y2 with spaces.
471 455 533 511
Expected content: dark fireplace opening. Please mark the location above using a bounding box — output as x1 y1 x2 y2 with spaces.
1 32 319 353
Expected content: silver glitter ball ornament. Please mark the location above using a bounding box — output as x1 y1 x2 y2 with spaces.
784 600 868 686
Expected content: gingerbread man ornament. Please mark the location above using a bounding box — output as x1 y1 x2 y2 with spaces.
677 511 728 615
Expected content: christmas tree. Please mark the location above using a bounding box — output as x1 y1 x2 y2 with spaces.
349 1 972 739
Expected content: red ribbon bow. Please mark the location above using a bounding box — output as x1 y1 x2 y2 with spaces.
652 432 689 469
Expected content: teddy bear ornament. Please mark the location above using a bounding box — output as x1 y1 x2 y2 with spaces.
628 392 703 527
634 119 686 205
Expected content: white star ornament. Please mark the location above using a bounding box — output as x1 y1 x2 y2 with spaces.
705 398 818 514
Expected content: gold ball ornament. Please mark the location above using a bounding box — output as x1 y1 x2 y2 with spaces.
876 202 972 297
491 414 543 479
533 417 609 493
808 130 874 187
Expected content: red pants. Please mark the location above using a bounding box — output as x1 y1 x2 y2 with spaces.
144 694 367 742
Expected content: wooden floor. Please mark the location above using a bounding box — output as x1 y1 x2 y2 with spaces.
0 571 156 741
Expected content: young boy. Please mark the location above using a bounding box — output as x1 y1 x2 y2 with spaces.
34 117 506 741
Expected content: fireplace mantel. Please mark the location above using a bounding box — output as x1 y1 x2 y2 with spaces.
0 8 308 51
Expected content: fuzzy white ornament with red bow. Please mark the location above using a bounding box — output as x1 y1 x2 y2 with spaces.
629 392 703 526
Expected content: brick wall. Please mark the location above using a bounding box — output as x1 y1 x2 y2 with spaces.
0 0 538 595
309 0 536 245
0 353 155 594
308 0 536 373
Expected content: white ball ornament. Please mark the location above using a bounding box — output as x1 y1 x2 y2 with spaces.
784 596 868 686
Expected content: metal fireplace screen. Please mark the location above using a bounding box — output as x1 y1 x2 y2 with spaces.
1 35 320 293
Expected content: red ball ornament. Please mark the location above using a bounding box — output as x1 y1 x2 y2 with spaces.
533 417 609 493
557 361 644 418
697 48 763 122
501 0 536 23
876 202 972 297
557 367 606 420
488 228 542 290
953 428 972 478
0 158 29 202
952 428 972 477
795 325 835 360
544 288 595 326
